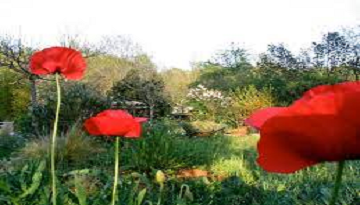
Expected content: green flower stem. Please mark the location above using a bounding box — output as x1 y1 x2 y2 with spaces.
111 137 120 205
329 161 345 205
51 73 61 205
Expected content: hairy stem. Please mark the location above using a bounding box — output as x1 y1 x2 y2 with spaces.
329 161 345 205
111 137 120 205
51 73 61 205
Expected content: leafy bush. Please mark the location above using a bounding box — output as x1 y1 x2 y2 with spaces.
226 85 276 126
186 85 275 127
0 160 51 205
123 120 236 171
0 69 30 121
0 133 24 159
186 84 231 123
180 120 226 136
16 81 111 135
250 67 346 105
15 124 106 169
122 121 181 172
110 69 171 119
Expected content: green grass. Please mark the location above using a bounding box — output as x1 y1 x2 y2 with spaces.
1 123 359 205
204 135 360 205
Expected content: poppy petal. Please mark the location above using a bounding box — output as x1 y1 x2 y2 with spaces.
30 52 57 74
29 47 86 80
59 49 86 80
135 117 148 123
124 123 142 138
259 115 358 173
258 88 360 173
84 109 144 138
301 81 360 102
244 107 286 130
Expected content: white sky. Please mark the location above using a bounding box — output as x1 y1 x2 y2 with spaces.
1 0 360 69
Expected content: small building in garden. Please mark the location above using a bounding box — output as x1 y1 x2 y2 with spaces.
111 100 150 117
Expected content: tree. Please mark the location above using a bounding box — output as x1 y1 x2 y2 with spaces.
207 42 252 70
258 43 307 69
100 35 144 59
312 32 350 71
160 68 199 104
85 55 135 95
110 69 171 120
0 69 30 120
58 33 104 58
0 37 36 106
83 35 154 95
192 43 254 92
0 36 41 132
341 27 360 80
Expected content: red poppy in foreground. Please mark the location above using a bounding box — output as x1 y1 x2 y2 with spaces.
245 81 360 173
84 110 148 137
30 47 86 80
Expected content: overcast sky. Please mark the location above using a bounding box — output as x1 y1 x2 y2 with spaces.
1 0 360 69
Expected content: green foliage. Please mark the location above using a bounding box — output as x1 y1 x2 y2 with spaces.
191 43 253 92
0 69 30 121
192 63 254 92
0 160 50 205
180 120 226 136
227 85 276 126
16 160 46 201
250 67 345 105
85 54 135 95
2 29 360 205
73 174 88 205
185 85 274 127
1 123 359 205
161 68 200 104
110 69 171 118
122 120 236 172
0 133 24 159
15 124 106 169
16 81 110 135
123 121 182 172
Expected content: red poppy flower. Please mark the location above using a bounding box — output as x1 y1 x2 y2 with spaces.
84 110 148 138
30 47 86 80
244 107 285 130
245 81 360 173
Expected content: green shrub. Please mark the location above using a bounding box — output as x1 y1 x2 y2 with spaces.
180 120 226 136
122 121 182 172
16 81 110 135
226 85 276 126
109 69 171 119
186 85 231 123
251 67 346 105
0 159 51 205
0 133 24 159
15 124 106 169
0 69 30 121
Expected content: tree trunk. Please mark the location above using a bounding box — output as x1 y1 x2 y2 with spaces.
30 79 39 134
30 79 37 108
149 104 154 122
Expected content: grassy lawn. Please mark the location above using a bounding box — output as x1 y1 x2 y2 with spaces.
0 125 359 205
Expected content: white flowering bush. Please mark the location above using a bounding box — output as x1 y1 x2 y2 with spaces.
187 84 231 106
184 84 275 127
185 84 231 122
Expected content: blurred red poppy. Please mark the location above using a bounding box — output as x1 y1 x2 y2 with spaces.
245 81 360 173
84 110 148 138
244 107 285 130
30 47 86 80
